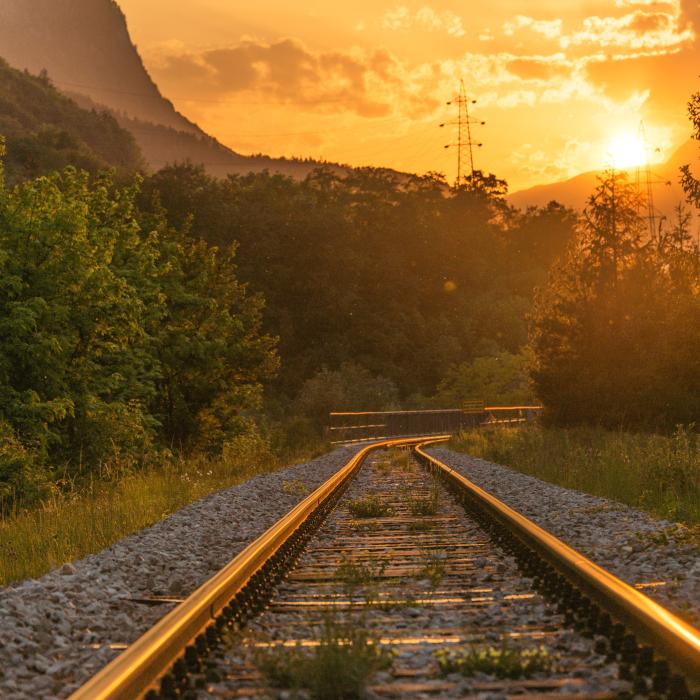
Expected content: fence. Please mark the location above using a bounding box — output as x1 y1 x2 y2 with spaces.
328 405 542 444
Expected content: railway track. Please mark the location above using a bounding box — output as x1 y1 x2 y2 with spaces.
70 438 700 700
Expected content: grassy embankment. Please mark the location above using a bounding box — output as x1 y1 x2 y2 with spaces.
450 425 700 528
0 441 328 587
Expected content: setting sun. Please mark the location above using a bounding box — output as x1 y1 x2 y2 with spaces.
607 133 648 170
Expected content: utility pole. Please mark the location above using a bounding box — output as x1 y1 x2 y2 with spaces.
441 80 484 186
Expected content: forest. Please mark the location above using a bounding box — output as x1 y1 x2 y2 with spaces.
0 75 699 507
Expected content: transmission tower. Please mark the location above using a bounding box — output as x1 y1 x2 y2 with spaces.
635 121 662 241
440 80 485 186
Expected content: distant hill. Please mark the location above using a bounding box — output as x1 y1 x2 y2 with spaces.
0 0 331 179
0 57 142 182
509 140 700 219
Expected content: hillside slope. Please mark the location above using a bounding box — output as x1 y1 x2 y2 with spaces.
0 0 195 134
0 58 142 182
0 0 330 179
509 140 699 217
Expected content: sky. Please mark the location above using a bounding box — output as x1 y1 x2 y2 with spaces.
118 0 700 191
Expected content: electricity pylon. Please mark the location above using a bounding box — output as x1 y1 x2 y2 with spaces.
635 122 659 240
440 80 484 186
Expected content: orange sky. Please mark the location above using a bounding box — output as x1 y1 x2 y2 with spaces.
118 0 700 191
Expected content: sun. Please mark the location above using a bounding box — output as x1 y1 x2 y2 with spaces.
607 133 648 170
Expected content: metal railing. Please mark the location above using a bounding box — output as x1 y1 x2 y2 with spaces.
328 405 542 443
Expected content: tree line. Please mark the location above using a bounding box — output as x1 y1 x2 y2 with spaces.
2 81 699 504
0 146 276 503
531 92 700 429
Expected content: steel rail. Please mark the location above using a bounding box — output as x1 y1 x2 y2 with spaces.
415 443 700 691
69 436 447 700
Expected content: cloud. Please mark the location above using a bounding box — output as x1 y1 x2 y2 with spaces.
565 10 695 50
503 16 563 40
382 5 465 37
149 39 441 120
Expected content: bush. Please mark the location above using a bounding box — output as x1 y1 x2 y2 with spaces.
0 422 48 507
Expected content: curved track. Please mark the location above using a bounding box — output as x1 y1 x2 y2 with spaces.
70 437 700 700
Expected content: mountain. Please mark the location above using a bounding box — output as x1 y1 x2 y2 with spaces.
0 0 327 179
509 140 700 218
0 57 142 182
0 0 196 134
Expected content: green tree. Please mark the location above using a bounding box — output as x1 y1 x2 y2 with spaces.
681 89 700 208
295 363 399 432
0 165 160 471
433 350 536 407
152 229 279 452
531 166 700 429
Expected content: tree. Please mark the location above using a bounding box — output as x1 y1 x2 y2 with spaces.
152 229 279 452
681 89 700 208
531 159 700 429
433 349 536 407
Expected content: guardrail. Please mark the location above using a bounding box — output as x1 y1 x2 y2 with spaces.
328 405 542 443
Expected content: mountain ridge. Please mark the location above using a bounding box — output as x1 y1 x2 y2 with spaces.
0 0 329 179
509 140 699 215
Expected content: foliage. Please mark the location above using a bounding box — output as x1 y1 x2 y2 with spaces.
0 58 142 182
140 164 577 401
680 89 700 208
0 157 278 503
419 549 447 589
294 362 399 432
436 641 553 679
408 483 440 516
254 614 392 700
531 169 700 429
432 349 536 407
348 495 391 518
450 424 700 525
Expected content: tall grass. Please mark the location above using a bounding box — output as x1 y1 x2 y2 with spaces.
450 425 700 525
0 442 327 587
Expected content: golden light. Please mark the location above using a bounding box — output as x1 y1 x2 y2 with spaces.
607 133 648 170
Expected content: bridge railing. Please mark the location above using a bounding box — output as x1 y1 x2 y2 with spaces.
328 405 542 444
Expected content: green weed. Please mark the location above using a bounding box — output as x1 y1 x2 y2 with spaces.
408 484 440 516
254 615 393 699
436 641 553 679
419 549 447 589
0 443 326 586
348 495 391 519
282 479 309 497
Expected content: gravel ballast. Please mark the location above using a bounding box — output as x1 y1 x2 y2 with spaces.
2 442 699 698
0 446 362 699
428 446 700 626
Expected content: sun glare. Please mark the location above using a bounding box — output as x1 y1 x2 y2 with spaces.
607 133 648 170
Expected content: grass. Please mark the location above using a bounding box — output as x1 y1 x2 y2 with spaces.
0 443 327 587
419 549 447 589
336 555 387 592
282 479 309 497
436 641 553 679
450 425 700 527
408 483 440 517
348 495 391 519
373 448 409 473
254 614 393 699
